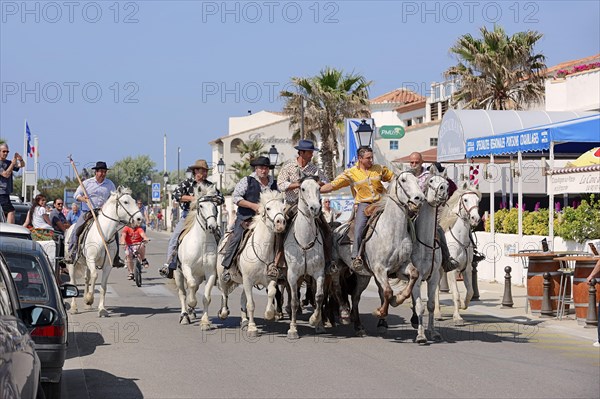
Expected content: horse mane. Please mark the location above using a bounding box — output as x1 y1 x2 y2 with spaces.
439 182 481 231
248 190 283 230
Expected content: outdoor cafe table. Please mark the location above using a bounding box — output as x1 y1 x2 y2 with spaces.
509 251 587 315
553 255 600 323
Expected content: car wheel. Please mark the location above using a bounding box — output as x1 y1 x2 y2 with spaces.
42 378 61 399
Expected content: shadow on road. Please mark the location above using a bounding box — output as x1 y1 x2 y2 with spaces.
63 368 142 399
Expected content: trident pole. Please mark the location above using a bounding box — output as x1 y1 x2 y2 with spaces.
68 155 113 267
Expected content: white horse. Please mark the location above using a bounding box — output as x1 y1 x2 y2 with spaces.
434 182 482 325
284 177 326 339
216 190 286 336
65 187 143 316
173 190 220 330
334 169 424 336
407 165 449 343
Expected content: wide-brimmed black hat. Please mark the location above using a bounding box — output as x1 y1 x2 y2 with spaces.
294 140 320 152
433 162 445 172
91 161 110 170
250 156 275 170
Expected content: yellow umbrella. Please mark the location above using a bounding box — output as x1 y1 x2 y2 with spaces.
567 147 600 167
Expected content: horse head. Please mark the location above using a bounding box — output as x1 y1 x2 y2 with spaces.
390 168 424 212
457 181 482 227
298 176 322 218
196 196 219 233
257 190 286 233
111 186 143 226
424 164 449 207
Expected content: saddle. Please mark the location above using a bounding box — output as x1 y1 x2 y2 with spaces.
334 206 385 255
219 219 254 271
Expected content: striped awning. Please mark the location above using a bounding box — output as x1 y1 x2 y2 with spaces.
548 165 600 175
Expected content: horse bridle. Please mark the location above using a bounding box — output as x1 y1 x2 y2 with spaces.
388 171 420 211
260 198 285 229
195 197 219 231
101 192 142 227
456 191 480 222
423 175 448 206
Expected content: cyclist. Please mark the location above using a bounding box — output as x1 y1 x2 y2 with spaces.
120 223 150 280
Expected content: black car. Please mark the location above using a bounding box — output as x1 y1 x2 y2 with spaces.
0 250 58 399
10 201 31 226
1 237 78 399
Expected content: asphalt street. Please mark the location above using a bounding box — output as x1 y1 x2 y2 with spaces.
61 229 600 399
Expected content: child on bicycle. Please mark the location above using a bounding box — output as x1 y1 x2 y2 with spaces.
120 222 150 280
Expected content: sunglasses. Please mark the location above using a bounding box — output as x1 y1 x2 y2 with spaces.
1 150 9 153
56 203 63 206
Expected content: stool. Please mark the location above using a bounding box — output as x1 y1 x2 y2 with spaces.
556 257 576 320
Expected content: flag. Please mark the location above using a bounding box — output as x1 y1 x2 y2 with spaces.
26 122 34 157
345 118 374 168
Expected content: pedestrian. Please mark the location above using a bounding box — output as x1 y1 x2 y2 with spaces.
160 159 223 279
170 200 180 232
587 258 600 347
66 161 124 267
322 198 341 225
120 222 150 281
66 203 81 225
276 140 334 274
0 143 25 224
49 198 70 233
321 146 393 272
221 156 278 282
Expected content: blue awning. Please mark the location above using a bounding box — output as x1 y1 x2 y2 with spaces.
465 114 600 158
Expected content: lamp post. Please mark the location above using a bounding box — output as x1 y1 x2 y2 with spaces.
355 119 374 148
268 145 279 178
146 177 152 204
217 158 225 232
163 172 169 231
177 147 181 183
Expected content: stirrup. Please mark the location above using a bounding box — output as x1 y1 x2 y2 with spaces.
267 263 279 280
351 257 364 273
221 270 231 283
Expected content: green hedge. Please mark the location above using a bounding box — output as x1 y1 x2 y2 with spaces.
484 195 600 243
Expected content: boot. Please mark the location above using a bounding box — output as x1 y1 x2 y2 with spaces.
113 255 125 268
442 257 459 272
472 250 486 263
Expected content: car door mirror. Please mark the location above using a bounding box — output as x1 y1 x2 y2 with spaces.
60 283 79 298
21 304 57 327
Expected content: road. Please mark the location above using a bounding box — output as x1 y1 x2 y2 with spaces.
62 230 600 399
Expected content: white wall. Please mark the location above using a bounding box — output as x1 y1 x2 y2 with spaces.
229 111 288 135
546 70 600 112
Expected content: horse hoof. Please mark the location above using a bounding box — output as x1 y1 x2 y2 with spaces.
275 312 284 321
432 332 442 342
284 306 291 316
454 319 465 327
180 314 190 325
340 316 351 325
309 314 318 327
247 329 259 338
98 309 109 318
240 320 249 329
315 325 326 334
416 336 428 345
410 315 419 330
200 323 212 331
324 321 333 328
434 314 443 321
355 328 367 337
287 330 299 340
264 309 275 321
70 308 79 315
218 308 230 320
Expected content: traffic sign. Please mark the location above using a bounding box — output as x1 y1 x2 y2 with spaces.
152 183 161 191
152 190 161 202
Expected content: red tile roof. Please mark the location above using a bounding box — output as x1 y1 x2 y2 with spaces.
370 88 426 105
546 54 600 75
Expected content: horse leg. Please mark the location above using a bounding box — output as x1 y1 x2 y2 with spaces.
352 275 370 337
174 269 191 325
264 281 277 321
434 271 444 320
284 281 292 316
412 284 427 344
309 273 326 334
84 264 98 309
462 261 474 310
183 268 199 319
447 269 464 325
334 270 351 325
96 267 111 317
242 279 258 337
372 269 393 318
287 273 300 340
240 290 249 329
391 264 419 307
275 283 284 320
67 263 79 314
199 271 216 331
427 271 442 342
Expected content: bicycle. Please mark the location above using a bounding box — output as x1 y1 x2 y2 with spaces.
126 241 149 287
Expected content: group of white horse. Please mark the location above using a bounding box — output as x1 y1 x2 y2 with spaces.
65 168 481 344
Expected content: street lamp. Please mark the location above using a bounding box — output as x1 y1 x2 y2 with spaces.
268 145 279 178
356 119 374 148
217 158 225 232
146 177 152 204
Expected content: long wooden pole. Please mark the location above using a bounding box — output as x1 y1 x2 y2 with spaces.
68 156 113 267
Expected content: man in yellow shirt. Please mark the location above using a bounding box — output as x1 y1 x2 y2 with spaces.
320 147 393 272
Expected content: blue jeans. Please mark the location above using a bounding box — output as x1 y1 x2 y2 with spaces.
165 210 188 269
67 211 89 258
353 203 369 259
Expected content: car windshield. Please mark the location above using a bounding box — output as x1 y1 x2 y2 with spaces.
6 254 49 303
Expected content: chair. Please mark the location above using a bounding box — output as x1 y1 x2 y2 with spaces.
556 255 577 320
518 249 543 314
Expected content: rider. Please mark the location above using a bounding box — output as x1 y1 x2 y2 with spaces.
221 156 278 282
320 146 393 273
408 152 484 268
120 222 149 280
66 161 125 268
276 139 334 275
160 159 224 279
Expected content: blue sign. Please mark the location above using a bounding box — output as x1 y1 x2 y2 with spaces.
466 130 550 158
152 190 161 202
152 183 161 191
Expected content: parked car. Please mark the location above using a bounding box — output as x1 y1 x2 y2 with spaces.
12 202 31 226
0 250 57 399
0 237 78 399
0 202 32 238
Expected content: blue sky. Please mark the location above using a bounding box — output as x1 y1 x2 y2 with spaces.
1 0 599 180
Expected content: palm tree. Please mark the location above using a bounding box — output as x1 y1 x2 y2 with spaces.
281 68 372 180
445 25 546 110
229 139 265 183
